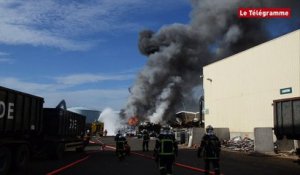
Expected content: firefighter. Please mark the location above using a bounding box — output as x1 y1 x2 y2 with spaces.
115 131 127 159
154 125 178 175
114 130 121 141
84 130 91 146
142 130 150 152
197 125 221 175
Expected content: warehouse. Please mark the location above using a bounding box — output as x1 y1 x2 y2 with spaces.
203 29 300 139
68 107 101 123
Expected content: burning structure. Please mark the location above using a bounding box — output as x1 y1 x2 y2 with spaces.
128 117 139 126
123 0 300 126
171 111 201 128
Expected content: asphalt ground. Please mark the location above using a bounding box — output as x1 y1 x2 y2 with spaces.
8 136 300 175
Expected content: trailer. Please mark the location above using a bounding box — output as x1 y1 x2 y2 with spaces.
42 107 87 158
273 97 300 157
0 86 87 175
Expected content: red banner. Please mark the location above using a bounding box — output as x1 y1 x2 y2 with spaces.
238 8 291 18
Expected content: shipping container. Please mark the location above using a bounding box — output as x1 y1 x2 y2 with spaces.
0 86 44 137
43 108 86 140
0 86 44 175
0 86 88 175
273 97 300 140
91 121 104 136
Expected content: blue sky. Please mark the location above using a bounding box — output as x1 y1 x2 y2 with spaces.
0 0 190 110
0 0 298 111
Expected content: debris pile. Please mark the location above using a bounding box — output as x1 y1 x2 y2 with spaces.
222 136 254 152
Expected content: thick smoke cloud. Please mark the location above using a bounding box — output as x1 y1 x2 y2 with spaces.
125 0 300 124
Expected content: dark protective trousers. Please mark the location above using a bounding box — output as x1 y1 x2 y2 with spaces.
143 140 149 151
204 159 220 175
159 155 175 175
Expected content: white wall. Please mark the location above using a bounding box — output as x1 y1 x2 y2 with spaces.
203 30 300 134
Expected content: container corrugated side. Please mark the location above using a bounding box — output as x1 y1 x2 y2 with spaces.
0 86 44 137
43 108 86 138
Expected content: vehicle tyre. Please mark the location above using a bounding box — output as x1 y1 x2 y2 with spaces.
13 144 30 170
0 146 12 175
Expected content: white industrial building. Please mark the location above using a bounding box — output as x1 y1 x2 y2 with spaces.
203 29 300 139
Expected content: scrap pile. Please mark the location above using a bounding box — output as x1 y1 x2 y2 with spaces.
222 136 254 152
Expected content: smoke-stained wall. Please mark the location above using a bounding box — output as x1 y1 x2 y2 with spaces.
124 0 300 124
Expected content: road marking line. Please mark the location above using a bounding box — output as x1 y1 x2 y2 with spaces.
131 151 223 175
46 156 90 175
131 152 153 159
105 145 116 150
175 162 207 173
88 144 224 175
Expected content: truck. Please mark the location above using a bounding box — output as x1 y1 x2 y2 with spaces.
273 97 300 157
90 121 104 136
0 86 87 175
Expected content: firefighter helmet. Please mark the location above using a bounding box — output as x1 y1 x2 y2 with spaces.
206 125 214 133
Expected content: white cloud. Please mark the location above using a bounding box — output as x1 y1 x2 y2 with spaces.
0 72 134 109
0 58 13 64
0 72 134 91
0 0 98 50
0 24 92 51
0 51 13 63
0 77 129 110
0 51 9 56
40 89 128 110
55 73 135 85
0 77 55 92
0 0 186 50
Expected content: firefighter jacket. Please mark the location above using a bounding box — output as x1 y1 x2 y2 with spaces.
198 133 221 159
114 133 121 141
143 132 150 141
115 135 127 151
154 133 178 157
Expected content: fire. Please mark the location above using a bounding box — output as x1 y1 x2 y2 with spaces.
128 117 139 126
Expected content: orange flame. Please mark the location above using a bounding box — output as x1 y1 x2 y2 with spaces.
128 117 139 126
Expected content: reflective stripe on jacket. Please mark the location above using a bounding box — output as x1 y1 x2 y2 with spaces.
159 139 174 155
